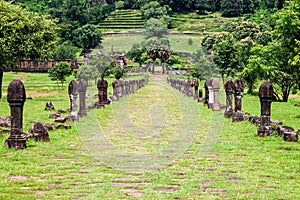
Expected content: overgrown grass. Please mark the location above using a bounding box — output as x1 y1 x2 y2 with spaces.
0 72 299 199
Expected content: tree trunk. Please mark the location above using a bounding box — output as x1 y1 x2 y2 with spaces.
0 71 3 99
162 64 165 74
247 81 253 94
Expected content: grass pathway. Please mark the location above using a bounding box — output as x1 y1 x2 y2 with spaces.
0 74 300 199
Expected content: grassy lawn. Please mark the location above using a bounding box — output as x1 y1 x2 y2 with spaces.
0 72 299 199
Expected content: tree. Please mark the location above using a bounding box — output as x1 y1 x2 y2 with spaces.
192 48 216 80
140 1 171 25
220 0 243 17
244 0 300 101
0 0 58 98
89 55 116 79
212 34 241 82
76 64 99 84
127 43 148 67
144 18 168 39
72 24 102 49
48 62 72 86
55 41 79 61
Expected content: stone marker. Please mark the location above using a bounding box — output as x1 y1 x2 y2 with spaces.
203 81 209 106
224 80 234 118
211 78 221 111
78 79 88 117
6 79 27 149
232 79 244 122
45 101 55 110
207 79 214 109
112 80 119 101
68 80 79 122
97 79 108 108
29 122 50 142
257 81 273 136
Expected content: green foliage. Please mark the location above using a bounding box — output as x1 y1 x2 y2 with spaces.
115 1 125 9
89 55 117 79
212 34 241 80
0 1 58 68
48 62 72 86
221 0 243 17
127 43 148 66
141 1 171 25
144 18 169 39
55 41 79 61
191 48 216 80
72 24 102 49
76 64 99 84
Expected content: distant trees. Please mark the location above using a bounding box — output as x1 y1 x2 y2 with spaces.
48 62 72 86
0 0 58 98
72 24 102 49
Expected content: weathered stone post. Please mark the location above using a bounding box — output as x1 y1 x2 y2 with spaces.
97 79 108 108
212 78 221 111
194 79 199 99
119 80 124 99
232 79 244 122
112 80 119 101
203 81 209 106
224 80 234 118
6 79 27 149
68 80 79 122
257 81 273 137
78 79 88 117
207 79 214 109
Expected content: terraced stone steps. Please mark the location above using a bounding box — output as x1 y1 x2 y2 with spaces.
99 9 145 29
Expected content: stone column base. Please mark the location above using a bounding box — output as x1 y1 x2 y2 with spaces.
6 134 27 150
224 110 233 118
257 125 272 137
232 112 244 122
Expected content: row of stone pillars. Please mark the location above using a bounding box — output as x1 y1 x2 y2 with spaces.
112 78 148 101
223 79 275 137
167 78 203 101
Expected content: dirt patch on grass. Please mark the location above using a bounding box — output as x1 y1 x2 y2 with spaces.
27 91 59 98
122 188 143 197
8 176 30 181
199 180 216 184
225 177 244 182
156 187 178 192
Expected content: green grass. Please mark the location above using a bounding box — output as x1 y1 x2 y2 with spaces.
102 33 202 54
0 72 300 199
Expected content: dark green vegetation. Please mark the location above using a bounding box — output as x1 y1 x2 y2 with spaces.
0 73 299 199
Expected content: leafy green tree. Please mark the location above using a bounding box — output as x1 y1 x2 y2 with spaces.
72 24 102 49
140 1 171 25
144 18 168 39
48 62 72 86
127 43 148 67
191 48 216 80
89 55 116 79
55 41 79 61
245 0 300 101
212 34 241 82
221 0 243 17
0 0 57 98
76 64 99 84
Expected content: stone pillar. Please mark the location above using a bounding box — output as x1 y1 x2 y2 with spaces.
212 78 221 111
112 80 119 101
258 81 273 137
194 79 199 99
207 79 214 109
97 79 108 108
6 79 27 149
203 81 209 106
78 79 88 117
232 79 244 122
68 80 79 122
224 80 234 118
119 80 124 99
